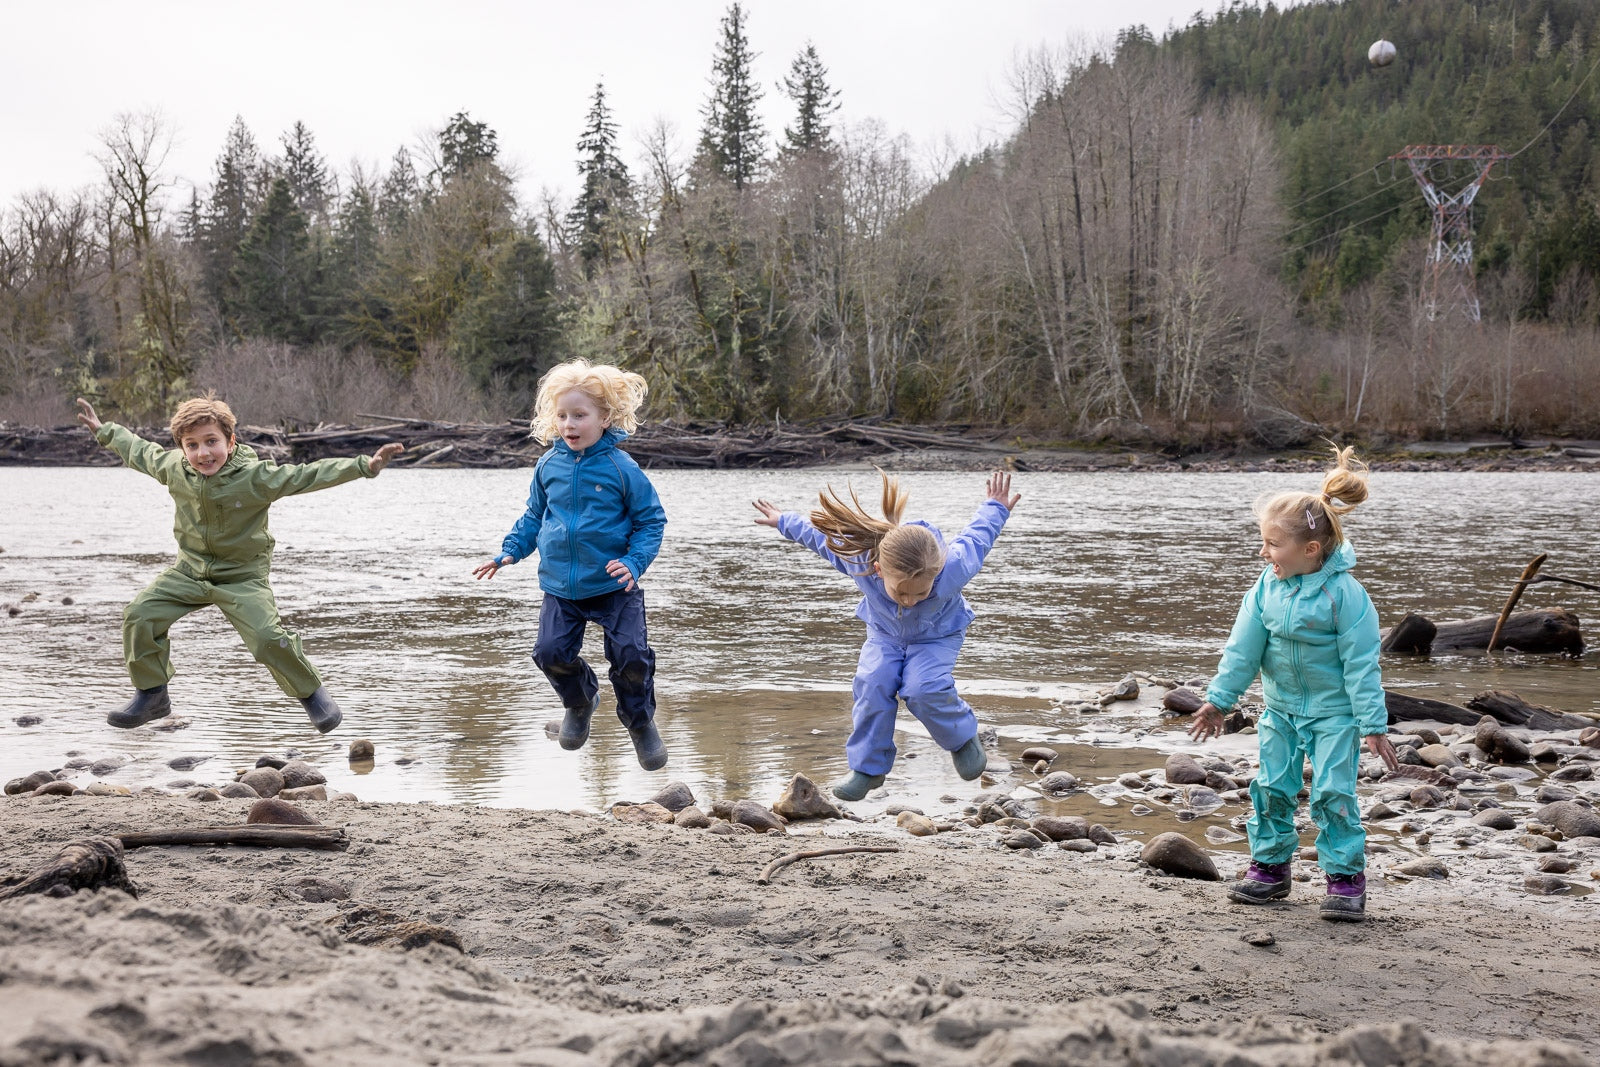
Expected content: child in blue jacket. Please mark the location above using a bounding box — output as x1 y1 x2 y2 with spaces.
1190 445 1399 921
474 360 669 770
754 470 1019 801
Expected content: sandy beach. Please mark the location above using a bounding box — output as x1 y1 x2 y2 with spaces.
2 782 1595 1066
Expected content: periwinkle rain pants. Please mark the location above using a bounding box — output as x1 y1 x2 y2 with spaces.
848 635 977 777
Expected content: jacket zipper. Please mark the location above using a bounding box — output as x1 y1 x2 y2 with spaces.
567 452 581 595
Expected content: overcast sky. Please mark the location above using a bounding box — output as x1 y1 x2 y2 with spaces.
3 0 1239 210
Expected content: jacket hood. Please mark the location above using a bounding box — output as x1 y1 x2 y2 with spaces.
1296 540 1356 591
550 427 627 458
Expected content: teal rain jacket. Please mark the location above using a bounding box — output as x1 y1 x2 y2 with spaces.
1205 541 1387 736
498 429 667 600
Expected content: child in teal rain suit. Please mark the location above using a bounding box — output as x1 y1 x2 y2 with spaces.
1190 445 1400 922
754 470 1020 802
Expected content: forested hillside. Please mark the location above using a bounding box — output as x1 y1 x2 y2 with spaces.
3 0 1597 441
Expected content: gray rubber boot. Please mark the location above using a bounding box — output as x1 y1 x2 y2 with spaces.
108 685 171 728
830 770 887 802
559 691 601 751
628 722 668 771
299 687 343 733
951 737 987 780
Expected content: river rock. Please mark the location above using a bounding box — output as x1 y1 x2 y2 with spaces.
705 820 752 836
730 799 786 834
1415 744 1461 769
649 781 698 813
1059 839 1097 853
1242 930 1276 947
255 755 289 769
166 779 197 790
1087 823 1118 846
287 877 350 903
1533 801 1600 839
1409 785 1446 808
1524 874 1571 895
1030 815 1090 841
884 803 923 816
83 783 127 797
1367 802 1401 820
673 805 711 829
611 801 674 825
167 755 209 771
237 767 284 797
772 774 840 820
1205 826 1246 844
1537 855 1575 874
1393 857 1449 878
1535 784 1576 804
1038 771 1079 794
219 782 260 799
33 780 78 797
1518 834 1558 853
1474 717 1530 763
1184 785 1224 813
709 798 735 820
89 756 127 777
187 788 222 802
993 816 1031 831
1472 808 1516 830
1529 742 1560 763
1099 676 1139 705
1579 727 1600 749
1140 832 1219 880
280 760 326 790
1118 774 1146 790
897 811 939 836
280 785 327 801
1002 830 1046 849
14 714 43 727
1164 754 1207 785
247 798 317 825
1550 763 1594 782
6 770 57 795
347 739 375 761
1020 746 1058 764
1161 686 1204 714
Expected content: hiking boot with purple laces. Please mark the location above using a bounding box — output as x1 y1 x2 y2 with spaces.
1320 872 1367 922
1228 860 1293 904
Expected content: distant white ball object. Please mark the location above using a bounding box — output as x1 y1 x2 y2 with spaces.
1369 39 1397 67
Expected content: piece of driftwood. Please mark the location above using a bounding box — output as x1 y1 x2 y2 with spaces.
1488 554 1548 651
1385 691 1480 727
1380 613 1438 655
117 826 348 850
1383 609 1583 655
757 845 901 885
0 837 138 901
1465 690 1596 732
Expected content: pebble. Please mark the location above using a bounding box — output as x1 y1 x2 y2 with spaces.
279 785 327 801
1471 808 1516 831
1118 774 1146 790
897 811 939 836
674 806 712 829
167 755 209 771
1087 824 1118 845
89 756 127 777
347 739 376 761
1409 785 1447 808
730 799 786 834
611 801 674 825
1140 832 1220 880
1002 830 1046 849
255 755 289 769
1518 834 1558 853
237 767 285 798
1204 826 1245 844
1164 753 1208 786
33 780 77 797
1030 815 1090 841
279 760 327 790
6 770 58 795
1393 857 1449 878
219 783 260 799
1366 802 1401 820
1535 785 1576 804
1415 744 1461 769
1100 676 1139 704
1534 801 1600 839
1549 763 1594 782
13 715 43 727
1242 930 1276 947
187 788 222 802
1020 746 1058 764
1038 771 1078 794
1536 855 1575 874
1523 874 1571 895
1474 717 1531 764
883 803 924 816
1058 839 1097 853
84 783 128 797
773 774 841 820
247 798 317 825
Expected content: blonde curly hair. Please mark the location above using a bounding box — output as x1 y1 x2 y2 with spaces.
530 359 648 444
1255 443 1371 561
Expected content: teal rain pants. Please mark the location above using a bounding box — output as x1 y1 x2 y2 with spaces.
1247 708 1366 876
122 568 322 699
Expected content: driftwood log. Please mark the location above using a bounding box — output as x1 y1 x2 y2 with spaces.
757 845 902 885
0 837 138 901
1465 690 1595 732
1381 609 1583 656
1385 691 1480 727
117 825 348 850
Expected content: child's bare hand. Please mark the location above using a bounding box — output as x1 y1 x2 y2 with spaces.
368 442 404 474
473 557 507 580
75 397 101 432
986 471 1021 510
1188 702 1225 742
752 499 782 527
606 559 636 591
1365 733 1401 772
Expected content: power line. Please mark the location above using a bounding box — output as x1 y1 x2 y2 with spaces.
1278 192 1421 259
1506 45 1600 159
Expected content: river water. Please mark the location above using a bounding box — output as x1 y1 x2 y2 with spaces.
2 466 1596 835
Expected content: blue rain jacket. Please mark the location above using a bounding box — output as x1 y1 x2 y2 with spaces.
1205 541 1387 735
498 429 667 600
776 499 1011 642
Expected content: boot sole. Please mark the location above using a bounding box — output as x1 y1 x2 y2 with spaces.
1320 902 1367 922
310 709 342 734
1228 884 1292 904
107 706 171 729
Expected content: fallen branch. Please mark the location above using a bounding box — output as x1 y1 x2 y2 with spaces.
0 837 139 901
757 845 901 885
117 826 348 850
1489 554 1547 652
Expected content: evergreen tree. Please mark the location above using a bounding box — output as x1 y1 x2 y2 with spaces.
325 181 381 336
378 147 420 235
697 3 766 189
456 230 562 395
232 177 314 342
436 111 500 181
780 43 840 154
281 121 334 219
567 82 632 279
198 116 268 316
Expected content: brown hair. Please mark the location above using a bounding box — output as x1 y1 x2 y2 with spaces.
531 359 648 444
1255 443 1370 559
168 394 238 443
810 469 945 580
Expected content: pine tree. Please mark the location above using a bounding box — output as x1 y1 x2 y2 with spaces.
281 121 334 219
697 3 766 189
567 82 632 279
232 177 314 342
198 116 268 316
780 43 840 154
456 230 562 395
436 111 500 182
378 147 419 235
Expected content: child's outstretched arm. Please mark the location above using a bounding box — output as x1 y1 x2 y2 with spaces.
78 397 176 482
754 499 860 576
478 467 549 580
940 471 1020 590
1190 580 1270 742
253 442 403 500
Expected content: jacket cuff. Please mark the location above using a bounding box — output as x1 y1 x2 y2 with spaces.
359 455 374 477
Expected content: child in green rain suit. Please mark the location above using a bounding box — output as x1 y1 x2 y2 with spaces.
1189 445 1400 922
75 395 403 733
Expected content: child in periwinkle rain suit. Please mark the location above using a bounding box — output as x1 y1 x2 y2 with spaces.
75 395 403 733
754 470 1020 802
1190 445 1400 922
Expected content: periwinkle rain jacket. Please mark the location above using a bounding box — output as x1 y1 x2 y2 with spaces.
1205 541 1387 736
499 429 668 601
96 422 374 583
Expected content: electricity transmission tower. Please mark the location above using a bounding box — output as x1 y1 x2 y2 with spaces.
1391 144 1508 324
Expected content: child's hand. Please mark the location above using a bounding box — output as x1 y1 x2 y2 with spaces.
75 397 101 432
1365 733 1401 772
986 471 1021 510
606 559 636 592
1188 701 1225 742
752 499 782 527
472 556 508 580
369 442 404 474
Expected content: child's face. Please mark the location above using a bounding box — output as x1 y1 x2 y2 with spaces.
1258 520 1322 580
555 388 610 452
875 562 936 608
179 421 236 477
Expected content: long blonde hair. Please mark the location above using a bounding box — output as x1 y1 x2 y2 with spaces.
530 359 648 444
811 469 944 579
1255 443 1370 559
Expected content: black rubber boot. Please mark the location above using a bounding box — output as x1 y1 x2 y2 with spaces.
559 692 600 751
830 770 887 802
107 685 171 728
1228 860 1293 903
299 687 343 733
628 722 668 771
